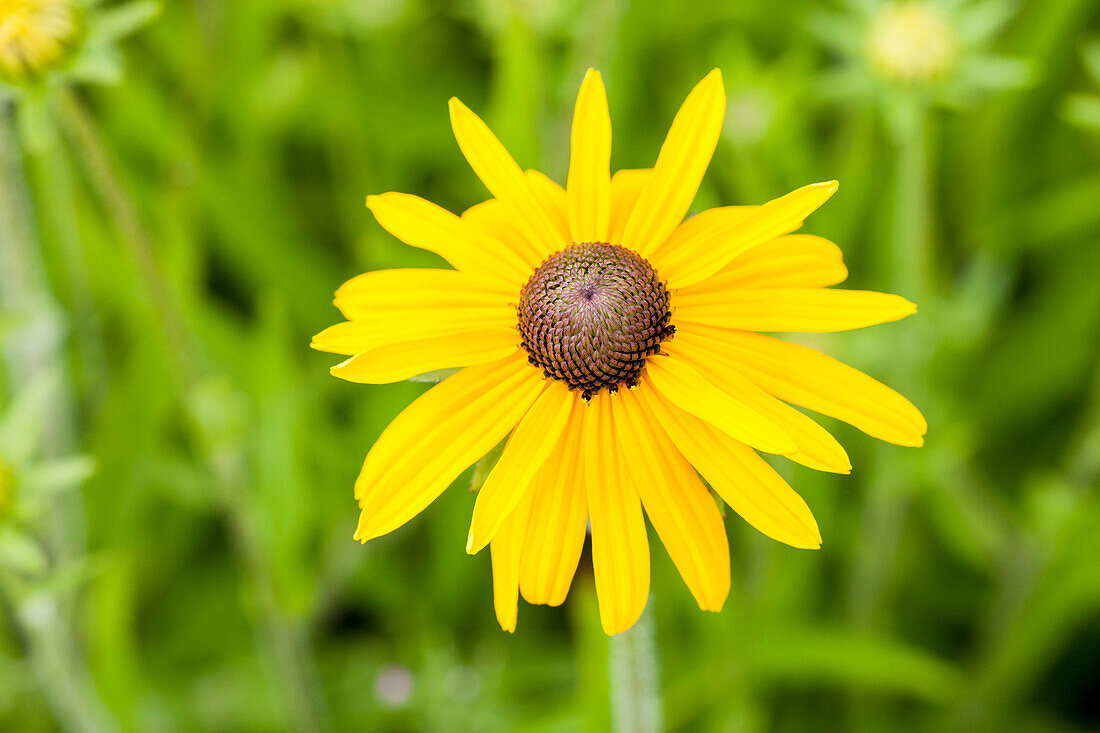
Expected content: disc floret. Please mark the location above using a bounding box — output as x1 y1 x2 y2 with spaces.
517 243 675 399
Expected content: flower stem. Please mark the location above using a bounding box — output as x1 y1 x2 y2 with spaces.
609 604 663 733
0 101 117 733
56 89 330 732
848 105 933 630
56 87 200 384
16 592 118 733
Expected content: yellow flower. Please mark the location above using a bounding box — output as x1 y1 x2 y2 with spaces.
0 0 76 80
314 69 926 635
868 1 956 84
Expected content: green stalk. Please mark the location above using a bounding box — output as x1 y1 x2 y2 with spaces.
56 88 200 385
848 104 932 629
609 604 663 733
0 101 117 733
56 89 330 733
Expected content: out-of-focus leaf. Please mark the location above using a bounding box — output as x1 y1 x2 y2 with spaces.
0 529 48 577
21 456 96 495
959 55 1033 92
408 368 461 384
0 372 56 462
955 0 1019 45
1082 39 1100 85
743 627 963 702
85 1 160 47
1063 93 1100 130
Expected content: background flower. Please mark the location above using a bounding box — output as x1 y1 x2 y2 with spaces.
810 0 1032 137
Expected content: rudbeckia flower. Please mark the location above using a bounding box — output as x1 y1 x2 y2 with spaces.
0 0 76 81
314 69 926 635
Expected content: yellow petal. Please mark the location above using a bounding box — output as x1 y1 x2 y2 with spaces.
622 69 726 257
567 69 612 244
713 234 848 289
644 355 796 455
650 205 756 264
353 354 545 542
462 198 544 267
490 487 535 633
586 392 650 635
333 269 515 320
313 311 512 356
311 321 377 355
449 97 565 257
638 381 822 549
675 323 926 446
657 181 839 289
459 169 569 266
616 389 730 611
312 269 517 355
366 193 532 285
664 339 850 473
330 329 520 384
467 383 577 554
607 168 651 243
523 170 570 248
312 314 514 357
674 287 917 333
519 405 588 606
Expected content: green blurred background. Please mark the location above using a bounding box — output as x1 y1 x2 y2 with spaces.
1 0 1099 730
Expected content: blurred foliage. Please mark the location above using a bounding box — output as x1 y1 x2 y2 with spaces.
0 0 1099 731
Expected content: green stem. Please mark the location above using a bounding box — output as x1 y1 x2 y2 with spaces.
609 604 662 733
57 88 330 733
0 101 117 733
17 591 117 733
848 105 933 629
56 88 200 385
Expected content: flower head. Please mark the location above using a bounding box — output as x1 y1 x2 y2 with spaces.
868 1 956 83
0 0 157 103
811 0 1030 127
0 0 77 81
314 69 926 634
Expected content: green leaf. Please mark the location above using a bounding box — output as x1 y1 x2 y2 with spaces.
0 529 48 577
1063 93 1100 131
85 0 160 47
744 627 964 702
955 0 1019 45
22 456 97 494
407 368 461 383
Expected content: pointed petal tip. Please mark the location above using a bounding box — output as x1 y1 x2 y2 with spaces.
353 524 378 544
903 433 926 448
447 97 467 119
494 604 518 633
